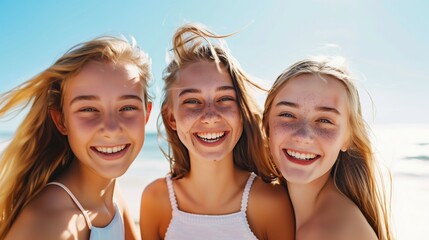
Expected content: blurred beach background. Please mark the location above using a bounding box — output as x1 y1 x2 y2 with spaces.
1 1 428 239
1 124 429 238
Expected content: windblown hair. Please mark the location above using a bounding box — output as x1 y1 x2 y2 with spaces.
160 23 275 182
0 36 151 238
262 56 392 240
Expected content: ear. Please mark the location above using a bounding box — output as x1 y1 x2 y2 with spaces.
50 108 67 135
341 139 350 152
167 110 177 131
145 102 152 124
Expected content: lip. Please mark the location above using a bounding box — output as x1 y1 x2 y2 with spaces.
282 149 320 166
90 144 131 161
193 131 229 146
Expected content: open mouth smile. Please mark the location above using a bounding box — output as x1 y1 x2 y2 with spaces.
195 131 227 143
90 144 130 160
283 149 320 165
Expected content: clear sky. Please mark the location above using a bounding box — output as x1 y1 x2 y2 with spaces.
1 0 428 133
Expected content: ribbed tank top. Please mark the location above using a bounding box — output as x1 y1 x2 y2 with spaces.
46 182 124 240
164 173 259 240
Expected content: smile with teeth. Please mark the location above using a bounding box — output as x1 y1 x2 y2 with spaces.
286 149 318 161
196 132 226 143
94 144 127 154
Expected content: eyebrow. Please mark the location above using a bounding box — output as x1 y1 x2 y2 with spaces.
315 106 341 115
70 94 142 105
275 101 299 108
178 85 235 97
275 101 341 115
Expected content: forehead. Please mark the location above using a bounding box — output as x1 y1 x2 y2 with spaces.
175 61 233 88
274 73 349 109
63 61 142 99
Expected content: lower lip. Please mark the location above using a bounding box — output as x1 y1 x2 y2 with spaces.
91 144 130 161
283 150 319 166
194 132 229 146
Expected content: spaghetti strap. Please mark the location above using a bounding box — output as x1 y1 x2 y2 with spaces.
165 174 178 210
46 182 93 229
240 172 256 212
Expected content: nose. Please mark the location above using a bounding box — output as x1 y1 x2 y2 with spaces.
101 113 121 137
292 122 314 144
200 105 221 124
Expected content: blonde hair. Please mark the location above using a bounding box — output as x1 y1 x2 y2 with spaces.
0 36 151 237
263 56 392 240
160 23 275 181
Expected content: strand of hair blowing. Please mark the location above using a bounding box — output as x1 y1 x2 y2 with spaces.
0 70 69 238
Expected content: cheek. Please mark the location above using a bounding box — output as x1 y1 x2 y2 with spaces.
176 108 202 128
67 116 100 134
313 127 340 143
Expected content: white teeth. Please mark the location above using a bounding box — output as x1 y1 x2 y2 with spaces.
196 132 225 143
95 145 126 154
287 150 317 160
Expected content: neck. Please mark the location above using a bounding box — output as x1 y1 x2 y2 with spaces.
185 151 247 205
58 160 116 208
287 172 332 228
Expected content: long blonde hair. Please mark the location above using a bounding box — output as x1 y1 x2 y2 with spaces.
263 56 392 240
160 23 275 182
0 36 151 237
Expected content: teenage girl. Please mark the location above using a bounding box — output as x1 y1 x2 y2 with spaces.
140 23 294 240
263 56 392 240
0 36 152 240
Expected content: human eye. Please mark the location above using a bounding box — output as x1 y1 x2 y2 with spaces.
183 99 201 105
120 105 138 111
78 107 98 112
217 96 236 103
278 112 295 118
317 118 334 124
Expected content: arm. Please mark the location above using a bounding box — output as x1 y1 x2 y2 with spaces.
140 178 171 240
248 179 295 240
114 183 140 240
5 187 88 240
265 184 295 240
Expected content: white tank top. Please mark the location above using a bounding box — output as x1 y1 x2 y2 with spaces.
46 182 124 240
165 173 259 240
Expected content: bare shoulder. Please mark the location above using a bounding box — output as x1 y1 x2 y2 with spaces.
302 191 378 240
140 177 172 239
5 185 87 240
140 177 172 212
247 177 295 240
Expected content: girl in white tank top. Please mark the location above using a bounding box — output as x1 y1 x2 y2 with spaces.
140 23 295 240
1 37 152 239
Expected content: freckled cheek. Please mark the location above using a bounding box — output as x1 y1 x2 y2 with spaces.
176 108 202 128
218 106 240 119
269 119 297 137
313 127 339 143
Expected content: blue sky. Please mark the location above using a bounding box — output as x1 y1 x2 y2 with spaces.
0 0 428 133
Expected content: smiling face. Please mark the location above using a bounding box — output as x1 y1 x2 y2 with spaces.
53 61 151 179
267 73 350 184
167 61 242 162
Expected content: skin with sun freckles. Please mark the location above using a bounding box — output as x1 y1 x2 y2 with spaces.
268 73 350 184
267 73 377 240
140 60 294 240
168 61 243 163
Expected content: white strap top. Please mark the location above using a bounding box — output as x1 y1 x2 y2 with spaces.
46 182 124 240
164 173 259 240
